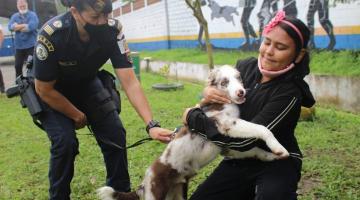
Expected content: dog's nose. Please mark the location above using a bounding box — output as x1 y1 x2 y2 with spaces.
236 89 246 97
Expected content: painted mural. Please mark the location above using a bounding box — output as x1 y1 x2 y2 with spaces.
200 0 344 50
114 0 360 51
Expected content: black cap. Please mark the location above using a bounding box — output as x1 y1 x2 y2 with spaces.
91 0 112 14
61 0 112 14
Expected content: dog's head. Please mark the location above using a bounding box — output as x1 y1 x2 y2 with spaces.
207 65 246 104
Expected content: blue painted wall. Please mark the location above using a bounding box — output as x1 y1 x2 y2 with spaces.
128 34 360 51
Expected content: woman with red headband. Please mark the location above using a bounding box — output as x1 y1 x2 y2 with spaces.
185 10 315 200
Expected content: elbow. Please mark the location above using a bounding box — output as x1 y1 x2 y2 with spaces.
35 84 50 101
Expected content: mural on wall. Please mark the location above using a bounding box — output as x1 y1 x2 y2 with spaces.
207 0 239 26
240 0 258 50
257 0 278 39
307 0 335 50
198 0 239 49
199 0 347 51
115 0 360 51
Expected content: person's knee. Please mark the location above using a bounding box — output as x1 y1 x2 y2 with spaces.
50 133 79 156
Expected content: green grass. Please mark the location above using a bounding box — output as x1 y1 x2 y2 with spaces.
140 48 360 77
0 72 359 199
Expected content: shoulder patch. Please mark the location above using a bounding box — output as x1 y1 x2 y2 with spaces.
37 35 54 52
53 20 63 28
108 19 116 26
43 24 54 36
108 18 122 32
36 44 48 61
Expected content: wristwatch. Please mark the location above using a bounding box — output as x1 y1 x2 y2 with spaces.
146 120 161 134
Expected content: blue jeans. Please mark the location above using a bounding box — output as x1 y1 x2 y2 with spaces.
39 77 130 200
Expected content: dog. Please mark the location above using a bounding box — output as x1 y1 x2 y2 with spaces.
97 65 289 200
206 0 239 26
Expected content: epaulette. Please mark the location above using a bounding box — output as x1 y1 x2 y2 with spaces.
108 18 123 33
40 12 71 37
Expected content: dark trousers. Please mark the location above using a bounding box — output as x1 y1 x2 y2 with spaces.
190 158 301 200
14 47 34 78
39 77 130 200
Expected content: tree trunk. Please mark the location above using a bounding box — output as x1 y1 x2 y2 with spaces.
203 22 214 69
185 0 214 69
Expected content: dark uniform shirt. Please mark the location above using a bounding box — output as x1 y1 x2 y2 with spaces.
34 12 132 92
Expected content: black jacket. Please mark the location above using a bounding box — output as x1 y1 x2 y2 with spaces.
187 57 315 159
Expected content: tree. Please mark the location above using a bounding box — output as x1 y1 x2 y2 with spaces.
185 0 214 69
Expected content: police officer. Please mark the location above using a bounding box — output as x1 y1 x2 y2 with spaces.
33 0 173 199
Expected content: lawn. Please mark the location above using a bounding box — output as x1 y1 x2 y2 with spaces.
0 71 359 199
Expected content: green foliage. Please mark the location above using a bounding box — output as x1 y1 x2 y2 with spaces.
141 49 360 77
310 50 360 76
0 73 359 199
159 64 170 78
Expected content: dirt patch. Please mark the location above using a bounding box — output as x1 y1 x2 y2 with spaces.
297 172 322 196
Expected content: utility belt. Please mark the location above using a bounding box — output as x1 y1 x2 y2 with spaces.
84 70 121 122
15 74 44 129
7 68 121 129
6 56 44 129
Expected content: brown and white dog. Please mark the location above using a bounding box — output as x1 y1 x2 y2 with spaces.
97 65 289 200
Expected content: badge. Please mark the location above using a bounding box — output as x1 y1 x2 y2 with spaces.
53 20 62 28
43 25 54 36
36 44 48 61
108 19 115 27
116 20 123 32
37 35 54 52
118 38 126 54
59 61 77 66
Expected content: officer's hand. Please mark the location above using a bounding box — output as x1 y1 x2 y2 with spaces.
149 127 173 143
203 86 231 104
73 112 87 130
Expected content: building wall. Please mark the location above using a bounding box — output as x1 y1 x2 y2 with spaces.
113 0 360 51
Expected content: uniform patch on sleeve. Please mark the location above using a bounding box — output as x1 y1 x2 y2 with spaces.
108 19 116 27
36 44 48 61
37 35 54 52
43 25 54 36
53 20 63 28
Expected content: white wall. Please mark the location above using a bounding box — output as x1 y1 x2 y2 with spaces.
115 0 360 42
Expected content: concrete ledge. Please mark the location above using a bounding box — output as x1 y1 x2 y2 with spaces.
0 56 15 65
141 60 360 113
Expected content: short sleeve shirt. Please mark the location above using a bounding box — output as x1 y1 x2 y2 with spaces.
34 12 132 90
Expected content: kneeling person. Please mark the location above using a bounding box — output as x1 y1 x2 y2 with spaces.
33 0 172 199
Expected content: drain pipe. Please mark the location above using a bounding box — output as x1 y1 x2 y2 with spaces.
164 0 171 49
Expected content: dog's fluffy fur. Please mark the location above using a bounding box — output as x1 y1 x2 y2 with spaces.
97 65 289 200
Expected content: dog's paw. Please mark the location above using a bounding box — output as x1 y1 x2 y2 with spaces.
272 146 289 159
97 186 115 200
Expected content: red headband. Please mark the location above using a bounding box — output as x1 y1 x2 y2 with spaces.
263 10 304 47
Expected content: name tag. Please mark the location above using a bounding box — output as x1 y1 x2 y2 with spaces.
59 61 77 66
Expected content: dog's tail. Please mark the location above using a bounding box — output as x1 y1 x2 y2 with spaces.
97 186 140 200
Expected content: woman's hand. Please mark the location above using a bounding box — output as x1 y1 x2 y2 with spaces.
202 86 231 104
149 127 173 143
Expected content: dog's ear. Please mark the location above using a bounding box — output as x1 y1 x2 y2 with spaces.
208 68 219 86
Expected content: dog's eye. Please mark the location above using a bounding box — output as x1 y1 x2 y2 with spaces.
220 79 229 87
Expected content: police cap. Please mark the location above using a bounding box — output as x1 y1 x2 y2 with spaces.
61 0 112 14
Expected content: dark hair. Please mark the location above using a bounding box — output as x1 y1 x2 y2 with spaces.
279 17 311 77
61 0 112 14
